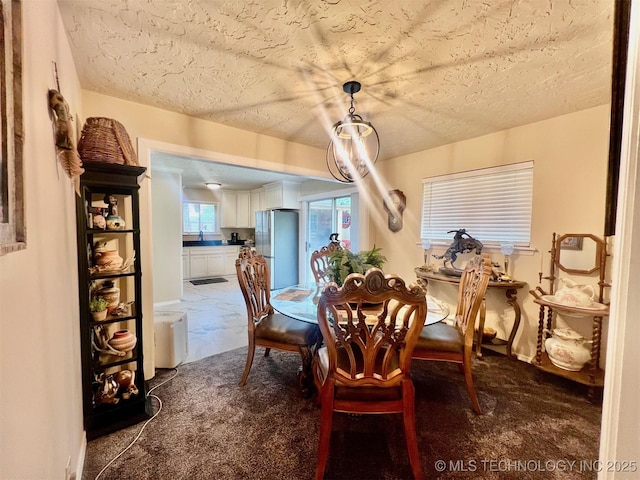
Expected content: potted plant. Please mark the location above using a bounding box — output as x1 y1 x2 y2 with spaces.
89 296 109 321
327 246 387 286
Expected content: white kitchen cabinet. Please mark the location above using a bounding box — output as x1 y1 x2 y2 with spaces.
250 188 264 227
184 246 239 279
221 191 237 228
182 249 189 280
221 190 251 228
263 181 300 210
224 251 238 275
189 253 209 278
236 192 251 228
206 254 224 275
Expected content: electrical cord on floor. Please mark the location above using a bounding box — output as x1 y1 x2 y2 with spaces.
94 366 180 480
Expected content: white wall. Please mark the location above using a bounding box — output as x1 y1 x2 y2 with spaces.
0 1 85 478
151 169 183 305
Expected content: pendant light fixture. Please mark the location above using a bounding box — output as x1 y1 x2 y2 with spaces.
326 81 379 183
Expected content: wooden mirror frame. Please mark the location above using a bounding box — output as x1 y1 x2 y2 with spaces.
554 233 605 275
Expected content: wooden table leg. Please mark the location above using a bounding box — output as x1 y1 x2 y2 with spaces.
504 288 521 360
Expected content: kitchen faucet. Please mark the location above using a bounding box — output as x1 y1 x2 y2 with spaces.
198 230 204 241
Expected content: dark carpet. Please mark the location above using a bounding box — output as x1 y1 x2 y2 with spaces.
189 277 229 285
82 349 601 480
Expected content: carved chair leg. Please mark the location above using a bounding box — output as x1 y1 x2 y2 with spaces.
401 380 424 480
315 381 335 480
239 335 256 387
264 347 271 357
462 360 482 415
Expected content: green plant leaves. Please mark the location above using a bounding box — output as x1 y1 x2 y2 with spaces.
327 246 387 285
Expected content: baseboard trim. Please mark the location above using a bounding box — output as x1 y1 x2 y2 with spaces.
153 300 180 308
74 433 87 480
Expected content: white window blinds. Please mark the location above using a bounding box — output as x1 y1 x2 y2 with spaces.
421 161 533 246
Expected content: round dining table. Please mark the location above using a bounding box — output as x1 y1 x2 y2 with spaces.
271 283 450 325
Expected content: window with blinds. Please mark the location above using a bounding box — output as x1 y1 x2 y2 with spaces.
420 161 533 246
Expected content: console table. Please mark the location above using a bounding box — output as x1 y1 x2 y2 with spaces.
414 267 526 359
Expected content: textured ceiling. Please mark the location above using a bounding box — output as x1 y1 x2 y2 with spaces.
58 0 614 171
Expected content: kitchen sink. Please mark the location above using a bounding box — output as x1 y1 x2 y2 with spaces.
183 240 223 247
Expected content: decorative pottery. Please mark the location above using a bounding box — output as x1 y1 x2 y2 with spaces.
114 369 139 400
545 327 591 371
98 281 120 313
109 330 137 353
91 309 108 321
94 373 119 405
482 327 497 342
106 215 125 230
94 249 123 271
554 278 596 308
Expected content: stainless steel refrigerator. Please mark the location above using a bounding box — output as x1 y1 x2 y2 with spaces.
255 209 299 289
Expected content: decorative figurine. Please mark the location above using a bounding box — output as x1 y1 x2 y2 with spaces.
104 194 126 230
433 229 483 276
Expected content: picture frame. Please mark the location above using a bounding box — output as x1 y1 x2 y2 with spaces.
560 236 583 251
0 0 25 256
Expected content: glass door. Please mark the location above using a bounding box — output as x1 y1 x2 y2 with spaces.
305 196 354 282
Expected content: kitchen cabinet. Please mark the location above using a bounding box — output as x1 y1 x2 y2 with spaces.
182 249 189 279
75 163 151 440
224 252 238 275
250 188 264 227
183 246 239 279
263 181 300 210
221 190 251 228
236 192 251 227
189 253 211 278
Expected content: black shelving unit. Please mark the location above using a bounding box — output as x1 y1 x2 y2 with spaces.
75 163 152 440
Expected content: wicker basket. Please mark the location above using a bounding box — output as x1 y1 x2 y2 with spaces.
77 117 138 166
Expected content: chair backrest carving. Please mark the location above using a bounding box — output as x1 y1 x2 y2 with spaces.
317 268 427 388
455 254 492 345
310 241 343 284
236 248 273 324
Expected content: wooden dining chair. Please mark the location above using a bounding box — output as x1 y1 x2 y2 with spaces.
313 268 427 480
310 240 342 284
411 253 492 414
236 248 321 390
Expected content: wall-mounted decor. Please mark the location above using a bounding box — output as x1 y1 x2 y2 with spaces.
0 0 25 256
48 88 84 193
383 189 406 232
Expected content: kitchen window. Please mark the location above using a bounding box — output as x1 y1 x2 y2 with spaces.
183 202 219 234
420 161 533 246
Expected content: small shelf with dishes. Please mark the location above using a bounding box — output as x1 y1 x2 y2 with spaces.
75 163 152 439
529 233 610 396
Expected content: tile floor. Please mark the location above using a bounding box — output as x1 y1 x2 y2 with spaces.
157 277 248 364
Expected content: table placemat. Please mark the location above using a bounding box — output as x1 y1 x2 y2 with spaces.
274 288 313 302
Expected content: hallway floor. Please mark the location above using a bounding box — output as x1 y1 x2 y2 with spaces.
156 277 248 365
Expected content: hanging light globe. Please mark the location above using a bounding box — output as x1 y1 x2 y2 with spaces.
326 81 380 183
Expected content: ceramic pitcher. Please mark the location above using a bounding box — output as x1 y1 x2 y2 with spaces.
555 278 595 307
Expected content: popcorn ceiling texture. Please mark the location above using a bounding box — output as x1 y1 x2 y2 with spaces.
58 0 613 159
